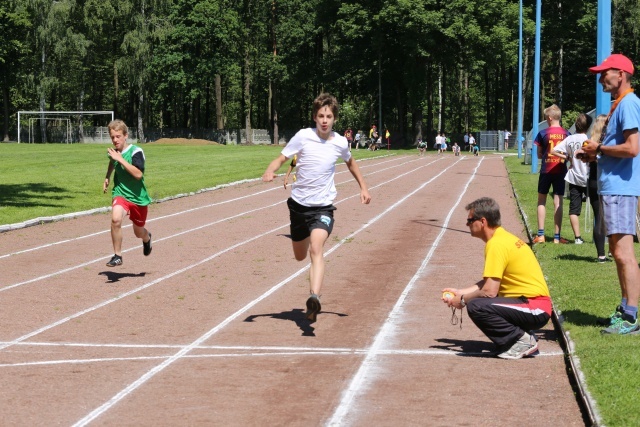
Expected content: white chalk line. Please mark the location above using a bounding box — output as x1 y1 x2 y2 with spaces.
71 157 466 426
0 348 565 369
326 157 485 426
1 155 434 292
0 155 409 260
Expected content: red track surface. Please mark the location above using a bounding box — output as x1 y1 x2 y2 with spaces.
0 153 583 426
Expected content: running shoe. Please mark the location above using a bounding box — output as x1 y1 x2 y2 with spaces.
497 333 539 360
574 237 584 244
532 235 546 244
597 305 623 326
305 294 321 323
143 232 152 256
554 237 569 244
596 257 611 264
601 315 640 335
106 254 123 267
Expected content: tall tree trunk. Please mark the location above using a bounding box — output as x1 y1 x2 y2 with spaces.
437 64 442 132
2 72 9 141
464 70 469 132
215 74 223 129
244 48 252 143
137 77 145 142
113 62 119 118
40 46 46 143
270 0 278 145
78 78 85 143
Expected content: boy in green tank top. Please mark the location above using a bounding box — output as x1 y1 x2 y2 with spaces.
102 120 153 267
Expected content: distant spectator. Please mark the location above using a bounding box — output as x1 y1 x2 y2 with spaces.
532 104 570 244
550 113 593 244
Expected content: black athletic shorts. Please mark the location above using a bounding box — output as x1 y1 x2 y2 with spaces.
287 197 336 242
568 183 587 216
537 173 566 196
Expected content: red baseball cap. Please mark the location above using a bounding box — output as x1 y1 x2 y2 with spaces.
589 53 635 75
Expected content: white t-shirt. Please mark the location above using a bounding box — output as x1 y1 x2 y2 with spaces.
469 135 476 144
553 133 588 187
281 128 351 206
505 131 511 140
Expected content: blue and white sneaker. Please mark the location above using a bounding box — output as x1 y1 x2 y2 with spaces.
601 315 640 335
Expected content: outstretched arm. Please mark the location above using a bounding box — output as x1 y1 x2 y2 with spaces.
345 157 371 204
263 154 288 182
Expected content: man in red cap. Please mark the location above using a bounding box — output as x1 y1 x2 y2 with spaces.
581 53 640 334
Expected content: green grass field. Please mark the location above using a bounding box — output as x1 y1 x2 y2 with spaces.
0 142 382 226
504 155 640 427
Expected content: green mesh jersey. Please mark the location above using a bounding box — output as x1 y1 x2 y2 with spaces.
111 144 152 206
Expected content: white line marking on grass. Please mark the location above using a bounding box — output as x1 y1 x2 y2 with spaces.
71 158 466 426
326 157 484 426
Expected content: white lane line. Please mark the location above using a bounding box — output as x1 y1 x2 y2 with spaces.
0 156 410 260
0 157 431 292
0 156 453 353
326 157 485 426
71 158 467 427
0 350 565 368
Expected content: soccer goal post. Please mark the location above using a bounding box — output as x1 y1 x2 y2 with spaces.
17 111 114 143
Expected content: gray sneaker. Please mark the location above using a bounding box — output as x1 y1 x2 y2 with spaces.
601 315 640 335
497 333 539 360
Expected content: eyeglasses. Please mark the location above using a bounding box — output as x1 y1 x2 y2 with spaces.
466 217 482 225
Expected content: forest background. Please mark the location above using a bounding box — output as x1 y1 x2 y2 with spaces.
1 0 640 146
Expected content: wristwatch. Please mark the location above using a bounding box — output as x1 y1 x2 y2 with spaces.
596 143 603 156
460 295 466 308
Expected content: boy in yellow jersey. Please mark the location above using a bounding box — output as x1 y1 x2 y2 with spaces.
442 197 552 359
102 120 153 267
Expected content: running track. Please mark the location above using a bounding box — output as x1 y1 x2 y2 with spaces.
0 153 584 426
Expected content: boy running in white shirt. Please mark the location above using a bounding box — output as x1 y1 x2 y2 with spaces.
262 93 372 322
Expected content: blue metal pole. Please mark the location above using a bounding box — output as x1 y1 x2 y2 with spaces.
517 0 523 158
531 0 541 173
595 0 611 117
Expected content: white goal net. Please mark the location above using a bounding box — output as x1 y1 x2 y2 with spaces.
18 111 114 143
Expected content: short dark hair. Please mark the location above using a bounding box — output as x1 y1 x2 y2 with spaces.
574 113 593 134
312 93 339 119
465 197 501 227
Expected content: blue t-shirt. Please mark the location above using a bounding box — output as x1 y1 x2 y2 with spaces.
598 93 640 196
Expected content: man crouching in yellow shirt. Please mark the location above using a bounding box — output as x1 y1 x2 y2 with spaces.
442 197 552 359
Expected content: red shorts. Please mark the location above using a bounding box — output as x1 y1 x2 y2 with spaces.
112 196 148 227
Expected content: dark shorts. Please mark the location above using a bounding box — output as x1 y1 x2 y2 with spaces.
112 196 148 227
287 198 336 242
537 173 566 196
568 183 587 216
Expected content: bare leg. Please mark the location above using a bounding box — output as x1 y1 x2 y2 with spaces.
609 234 640 304
536 193 547 232
308 228 329 295
110 205 127 256
569 214 581 238
553 193 564 236
133 223 151 243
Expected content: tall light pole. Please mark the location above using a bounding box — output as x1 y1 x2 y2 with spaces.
530 0 542 173
517 0 524 158
595 0 611 116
